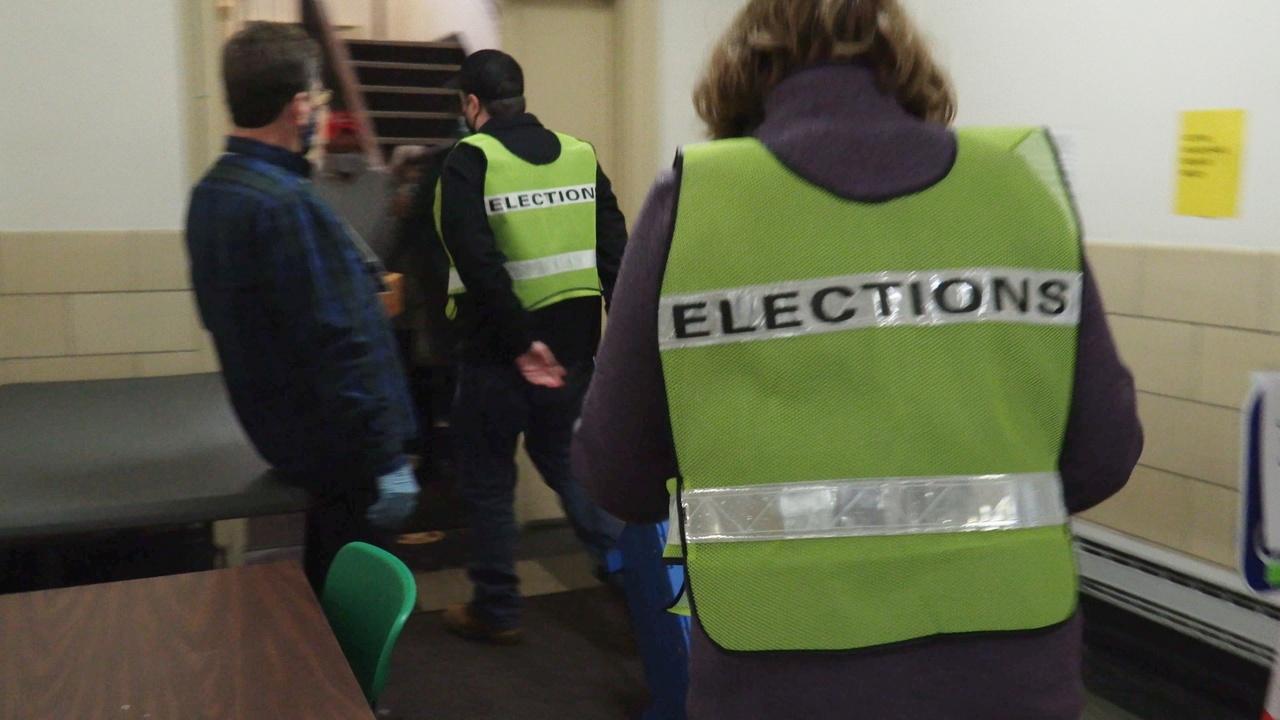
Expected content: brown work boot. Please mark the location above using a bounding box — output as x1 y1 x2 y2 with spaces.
442 604 523 645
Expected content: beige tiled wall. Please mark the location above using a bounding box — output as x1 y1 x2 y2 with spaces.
1083 242 1280 570
0 230 218 385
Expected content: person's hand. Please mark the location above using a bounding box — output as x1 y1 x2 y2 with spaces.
516 341 567 388
366 463 420 531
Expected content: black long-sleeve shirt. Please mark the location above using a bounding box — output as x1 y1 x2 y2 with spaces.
439 113 627 366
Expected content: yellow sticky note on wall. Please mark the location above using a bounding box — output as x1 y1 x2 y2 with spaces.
1175 109 1246 218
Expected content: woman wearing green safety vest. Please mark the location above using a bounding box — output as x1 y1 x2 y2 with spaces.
572 1 1143 718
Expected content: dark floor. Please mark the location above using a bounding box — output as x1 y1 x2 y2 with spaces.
254 519 1267 720
1082 597 1265 720
377 585 1163 720
380 588 647 720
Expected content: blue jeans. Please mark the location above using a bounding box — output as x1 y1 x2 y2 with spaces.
452 361 622 628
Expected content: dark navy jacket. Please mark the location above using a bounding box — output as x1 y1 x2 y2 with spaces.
186 137 415 490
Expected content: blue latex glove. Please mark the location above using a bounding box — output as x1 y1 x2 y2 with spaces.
366 463 420 531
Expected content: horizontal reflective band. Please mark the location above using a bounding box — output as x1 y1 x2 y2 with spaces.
484 184 597 216
682 473 1067 543
504 250 596 281
447 251 596 295
659 268 1082 350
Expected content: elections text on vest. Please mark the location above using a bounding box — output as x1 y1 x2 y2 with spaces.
659 267 1082 349
484 183 597 215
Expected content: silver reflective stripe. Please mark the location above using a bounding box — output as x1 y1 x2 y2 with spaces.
682 473 1067 543
447 250 596 296
504 249 596 281
659 267 1082 350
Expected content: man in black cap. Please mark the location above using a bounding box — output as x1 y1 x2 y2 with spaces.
438 49 627 643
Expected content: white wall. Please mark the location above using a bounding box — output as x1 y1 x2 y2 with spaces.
651 0 1280 251
235 1 498 47
656 0 746 162
387 0 500 50
0 0 188 231
903 0 1280 250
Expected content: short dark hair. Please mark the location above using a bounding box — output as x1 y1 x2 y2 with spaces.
484 96 527 119
222 23 320 128
453 50 523 100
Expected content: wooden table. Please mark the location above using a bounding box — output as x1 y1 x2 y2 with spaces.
0 563 374 719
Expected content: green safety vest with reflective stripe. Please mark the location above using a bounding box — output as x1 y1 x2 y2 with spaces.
658 127 1082 653
436 131 601 312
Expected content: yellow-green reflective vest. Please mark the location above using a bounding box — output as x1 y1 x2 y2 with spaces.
436 131 600 312
659 127 1082 652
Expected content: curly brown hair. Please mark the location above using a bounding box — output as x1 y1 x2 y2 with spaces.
694 0 956 139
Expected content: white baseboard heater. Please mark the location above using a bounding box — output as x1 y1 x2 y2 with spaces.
1074 520 1280 667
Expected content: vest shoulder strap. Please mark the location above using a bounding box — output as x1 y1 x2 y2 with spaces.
432 176 444 237
961 126 1077 235
459 130 597 166
457 132 503 154
679 137 763 168
552 131 595 157
956 125 1038 150
680 128 1076 236
681 127 1055 167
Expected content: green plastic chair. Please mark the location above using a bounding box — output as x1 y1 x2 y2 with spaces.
321 542 417 705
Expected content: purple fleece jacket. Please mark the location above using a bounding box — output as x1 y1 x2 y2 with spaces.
572 64 1142 720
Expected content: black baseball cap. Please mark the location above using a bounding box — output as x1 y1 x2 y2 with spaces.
449 49 524 101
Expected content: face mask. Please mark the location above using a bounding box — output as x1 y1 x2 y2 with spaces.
299 108 319 156
455 115 473 138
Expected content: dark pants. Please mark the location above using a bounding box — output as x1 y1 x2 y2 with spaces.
303 485 386 593
453 361 622 628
